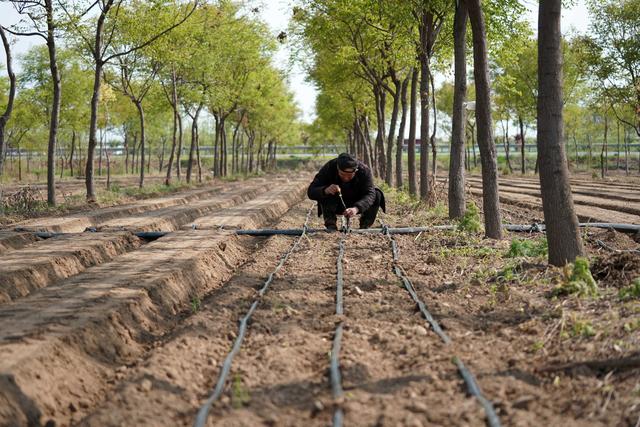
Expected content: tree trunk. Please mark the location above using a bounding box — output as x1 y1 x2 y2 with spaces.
213 114 220 177
105 146 111 190
600 115 608 178
186 105 202 183
374 85 386 178
46 0 60 206
176 113 183 179
385 77 401 186
396 73 410 189
85 2 114 201
572 132 579 171
519 116 526 174
449 0 468 219
466 0 502 239
503 121 513 173
429 71 438 180
536 0 584 265
159 137 166 172
408 67 418 196
124 130 130 175
624 127 629 175
135 100 146 188
195 124 202 183
419 10 432 200
99 128 103 176
0 26 16 177
69 130 76 177
616 120 621 170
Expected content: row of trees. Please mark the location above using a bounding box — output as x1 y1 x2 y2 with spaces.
293 0 640 265
1 1 301 203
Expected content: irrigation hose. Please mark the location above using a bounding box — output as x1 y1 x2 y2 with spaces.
330 237 347 426
380 220 501 427
193 204 315 427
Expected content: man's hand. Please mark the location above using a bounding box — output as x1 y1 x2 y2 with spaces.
324 184 341 195
343 207 359 218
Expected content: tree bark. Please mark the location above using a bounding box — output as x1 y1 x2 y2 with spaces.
385 77 401 186
419 9 432 200
45 0 60 206
85 0 114 202
430 71 438 180
0 26 16 177
69 130 76 177
408 67 418 196
186 105 202 183
396 73 410 189
449 0 468 219
374 85 386 178
519 116 526 174
536 0 584 265
600 115 608 178
466 0 502 239
135 101 146 188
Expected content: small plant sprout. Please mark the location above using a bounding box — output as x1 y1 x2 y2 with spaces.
619 278 640 301
551 257 599 298
190 295 201 313
457 201 482 233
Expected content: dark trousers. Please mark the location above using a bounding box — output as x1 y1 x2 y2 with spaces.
319 188 383 229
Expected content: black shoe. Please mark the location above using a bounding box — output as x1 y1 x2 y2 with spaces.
325 221 337 231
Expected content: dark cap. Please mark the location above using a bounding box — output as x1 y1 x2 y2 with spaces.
337 153 358 170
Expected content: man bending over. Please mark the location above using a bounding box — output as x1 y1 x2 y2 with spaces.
307 153 385 230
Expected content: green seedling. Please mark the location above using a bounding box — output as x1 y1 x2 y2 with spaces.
506 238 548 258
619 278 640 301
570 317 596 338
551 257 598 298
231 375 250 408
190 295 201 313
457 201 482 233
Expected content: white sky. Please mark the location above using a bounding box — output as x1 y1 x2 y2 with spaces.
1 0 591 124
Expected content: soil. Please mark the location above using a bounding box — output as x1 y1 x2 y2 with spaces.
0 173 638 427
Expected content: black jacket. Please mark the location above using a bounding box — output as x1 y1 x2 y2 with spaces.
307 158 376 213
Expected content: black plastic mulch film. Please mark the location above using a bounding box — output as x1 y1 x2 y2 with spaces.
380 220 501 427
193 205 315 427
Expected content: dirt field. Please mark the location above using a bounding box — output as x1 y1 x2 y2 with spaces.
0 173 638 427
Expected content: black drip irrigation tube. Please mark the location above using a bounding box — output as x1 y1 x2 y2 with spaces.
380 221 501 427
192 205 315 427
235 222 640 237
331 238 346 427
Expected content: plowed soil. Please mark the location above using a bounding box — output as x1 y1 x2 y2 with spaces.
0 173 639 427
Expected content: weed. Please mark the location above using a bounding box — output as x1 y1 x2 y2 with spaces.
506 238 548 258
619 278 640 301
457 201 482 233
190 295 201 313
551 257 598 298
231 375 250 408
623 319 640 333
569 316 596 338
531 341 545 352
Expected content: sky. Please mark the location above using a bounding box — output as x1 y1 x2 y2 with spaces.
1 0 592 124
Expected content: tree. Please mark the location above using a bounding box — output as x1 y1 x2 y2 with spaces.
537 0 584 265
465 0 502 239
448 0 467 219
0 25 16 177
3 0 62 204
585 0 640 137
61 0 198 201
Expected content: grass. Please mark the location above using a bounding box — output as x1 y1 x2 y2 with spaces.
457 201 482 233
619 278 640 301
551 257 599 298
505 237 548 258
